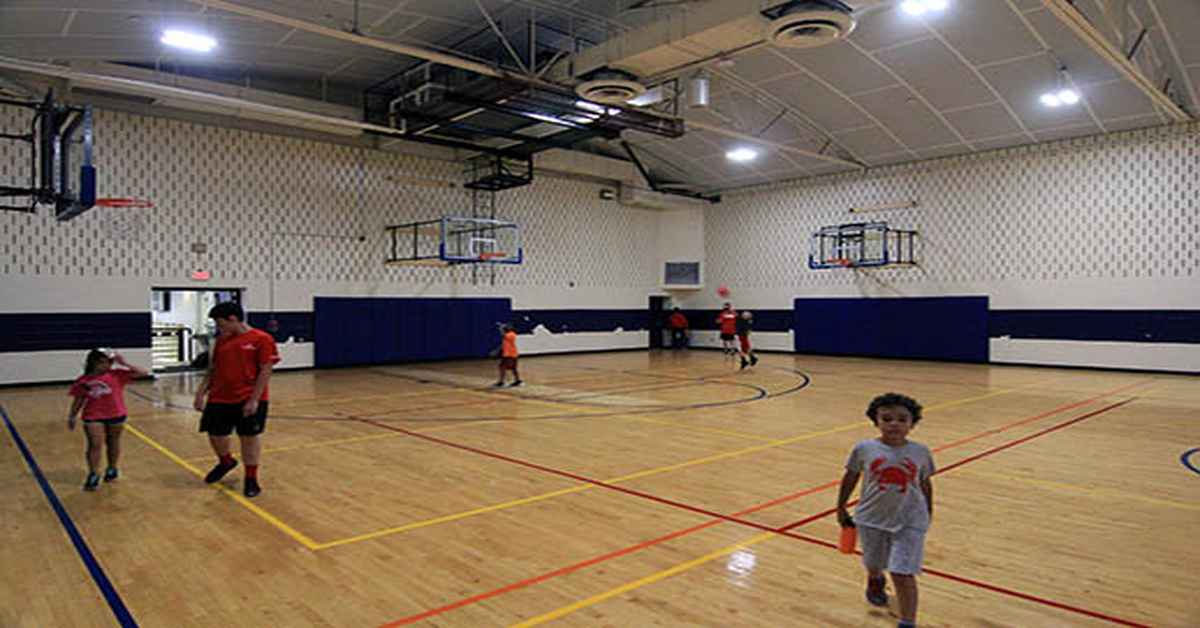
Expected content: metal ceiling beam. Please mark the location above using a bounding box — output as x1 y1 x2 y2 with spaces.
1041 0 1191 122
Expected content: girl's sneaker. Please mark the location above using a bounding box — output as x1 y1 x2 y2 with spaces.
83 472 101 491
866 575 888 607
103 467 119 482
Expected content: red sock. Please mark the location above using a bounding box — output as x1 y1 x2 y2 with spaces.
219 453 235 466
245 464 258 479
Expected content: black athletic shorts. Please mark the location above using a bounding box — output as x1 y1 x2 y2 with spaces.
200 401 269 437
720 333 735 341
83 415 127 425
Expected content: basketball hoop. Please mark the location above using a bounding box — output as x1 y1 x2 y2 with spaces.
834 258 853 268
95 197 155 209
479 251 508 261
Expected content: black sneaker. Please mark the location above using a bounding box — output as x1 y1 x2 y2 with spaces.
493 381 505 387
510 380 523 387
83 472 100 491
243 477 261 498
204 458 238 484
103 467 119 482
750 354 758 366
740 357 748 370
866 575 888 607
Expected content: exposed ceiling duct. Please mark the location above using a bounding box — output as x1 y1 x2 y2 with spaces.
762 1 857 49
562 0 872 83
575 68 648 105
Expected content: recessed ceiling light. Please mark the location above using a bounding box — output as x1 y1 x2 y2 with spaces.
901 0 949 16
1056 88 1080 105
1040 93 1062 108
726 148 758 162
161 29 217 53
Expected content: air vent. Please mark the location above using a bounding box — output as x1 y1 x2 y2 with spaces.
575 68 647 105
763 2 856 49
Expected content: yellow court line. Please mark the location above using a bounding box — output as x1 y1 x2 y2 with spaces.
184 418 520 461
315 383 1035 550
509 381 1146 625
511 531 778 627
124 424 322 550
949 468 1200 512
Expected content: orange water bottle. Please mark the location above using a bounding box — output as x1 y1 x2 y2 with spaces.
838 522 857 554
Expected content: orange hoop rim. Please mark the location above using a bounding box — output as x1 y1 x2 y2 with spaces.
834 258 853 268
478 251 508 261
94 197 155 209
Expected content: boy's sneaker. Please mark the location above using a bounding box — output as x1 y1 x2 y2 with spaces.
103 467 119 482
866 575 888 607
204 458 238 484
493 381 505 387
740 357 749 370
83 472 100 491
243 478 261 498
510 380 523 387
750 354 758 366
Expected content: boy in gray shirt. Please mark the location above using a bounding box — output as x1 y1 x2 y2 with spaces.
837 393 935 628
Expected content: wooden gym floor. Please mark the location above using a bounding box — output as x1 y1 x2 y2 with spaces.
2 351 1197 627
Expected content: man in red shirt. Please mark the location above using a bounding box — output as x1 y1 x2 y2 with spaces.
193 301 279 497
716 302 738 355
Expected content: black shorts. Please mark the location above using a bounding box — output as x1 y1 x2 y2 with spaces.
720 333 735 341
500 356 518 370
83 415 127 426
200 401 269 437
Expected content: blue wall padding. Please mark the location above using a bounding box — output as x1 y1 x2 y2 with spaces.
990 310 1200 343
512 309 649 334
794 297 989 362
0 312 150 353
314 297 512 367
247 311 313 343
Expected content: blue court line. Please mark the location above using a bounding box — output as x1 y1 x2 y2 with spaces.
0 404 138 627
1182 448 1200 477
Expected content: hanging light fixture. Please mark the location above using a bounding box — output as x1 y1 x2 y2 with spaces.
1041 65 1080 108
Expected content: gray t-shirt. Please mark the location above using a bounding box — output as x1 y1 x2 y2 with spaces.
846 439 935 532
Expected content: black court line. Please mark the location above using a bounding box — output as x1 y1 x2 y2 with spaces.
0 404 138 628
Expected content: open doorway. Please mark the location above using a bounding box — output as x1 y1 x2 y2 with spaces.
150 288 241 372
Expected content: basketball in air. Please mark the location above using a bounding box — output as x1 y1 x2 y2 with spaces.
716 284 730 298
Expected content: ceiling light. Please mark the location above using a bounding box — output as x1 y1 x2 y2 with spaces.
161 30 217 53
1057 88 1080 105
1040 93 1062 108
901 0 949 16
726 148 758 162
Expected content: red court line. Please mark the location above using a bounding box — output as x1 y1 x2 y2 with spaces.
376 386 1144 626
776 529 1151 628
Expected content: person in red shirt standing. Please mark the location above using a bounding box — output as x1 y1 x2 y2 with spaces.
716 302 738 355
68 349 150 491
494 324 523 387
667 308 689 349
193 301 279 497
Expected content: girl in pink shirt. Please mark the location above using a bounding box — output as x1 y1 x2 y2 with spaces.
68 349 150 491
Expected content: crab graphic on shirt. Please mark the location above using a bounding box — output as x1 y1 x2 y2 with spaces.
869 457 918 493
82 381 113 399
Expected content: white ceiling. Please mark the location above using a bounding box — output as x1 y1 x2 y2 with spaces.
1 0 1196 193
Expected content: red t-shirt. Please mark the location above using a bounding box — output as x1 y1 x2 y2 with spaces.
208 328 280 403
668 312 688 329
69 370 134 420
717 311 738 335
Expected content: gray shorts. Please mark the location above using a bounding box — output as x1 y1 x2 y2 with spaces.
858 525 927 575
